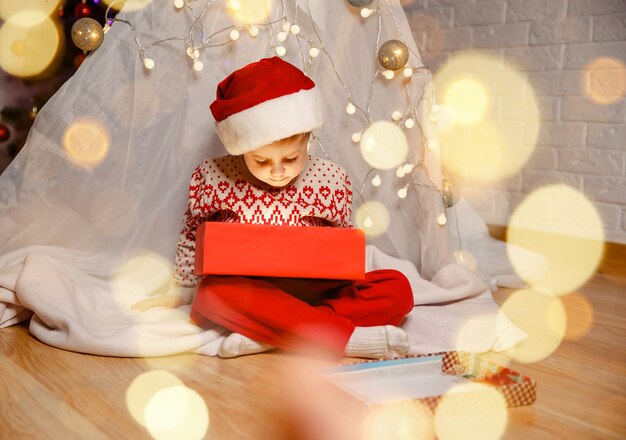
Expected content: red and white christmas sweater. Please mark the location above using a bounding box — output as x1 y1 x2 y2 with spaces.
173 154 353 287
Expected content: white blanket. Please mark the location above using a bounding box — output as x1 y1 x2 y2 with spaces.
0 245 526 357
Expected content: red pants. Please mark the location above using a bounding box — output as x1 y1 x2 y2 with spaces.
190 269 414 356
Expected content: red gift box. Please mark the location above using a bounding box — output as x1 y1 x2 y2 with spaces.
194 222 366 280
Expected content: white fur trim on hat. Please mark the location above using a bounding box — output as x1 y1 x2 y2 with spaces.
215 87 323 155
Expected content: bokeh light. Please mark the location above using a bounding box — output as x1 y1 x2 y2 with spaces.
90 189 139 237
499 289 566 364
434 52 539 182
126 370 209 440
561 292 594 341
0 11 63 78
359 121 408 170
454 313 506 357
584 57 626 105
111 251 173 311
506 184 604 296
127 370 184 426
101 0 154 12
356 201 390 237
144 385 209 440
364 401 434 440
63 118 111 167
0 0 60 21
434 382 508 440
444 79 487 127
226 0 273 24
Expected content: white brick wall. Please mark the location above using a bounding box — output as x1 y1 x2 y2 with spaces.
403 0 626 244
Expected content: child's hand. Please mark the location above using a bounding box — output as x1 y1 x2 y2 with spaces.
131 294 181 311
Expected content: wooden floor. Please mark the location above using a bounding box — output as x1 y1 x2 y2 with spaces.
1 255 625 439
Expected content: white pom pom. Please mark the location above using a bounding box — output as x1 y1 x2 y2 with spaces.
372 175 381 187
391 111 402 121
193 60 204 71
404 118 415 129
174 0 184 9
403 67 413 78
143 58 155 69
351 132 362 143
230 29 240 40
290 24 300 35
437 212 447 225
282 21 291 32
275 46 286 56
346 102 356 115
248 26 259 37
309 47 320 58
382 70 395 80
361 8 372 18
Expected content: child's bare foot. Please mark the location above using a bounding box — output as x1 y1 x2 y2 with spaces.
218 332 274 358
344 325 409 359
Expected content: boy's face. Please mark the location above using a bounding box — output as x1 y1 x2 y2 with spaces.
243 134 309 188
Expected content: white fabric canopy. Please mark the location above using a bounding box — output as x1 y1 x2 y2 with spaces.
0 0 526 356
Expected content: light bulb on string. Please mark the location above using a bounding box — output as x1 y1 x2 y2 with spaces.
437 212 447 225
361 8 372 18
453 250 478 272
351 132 362 143
230 29 240 40
275 46 286 56
404 118 415 129
371 174 381 187
143 58 155 69
282 21 291 32
427 139 438 150
346 102 356 115
193 59 203 71
391 111 402 121
290 24 300 34
174 0 184 9
382 70 394 80
397 186 408 199
403 67 413 78
309 47 320 58
248 26 259 37
277 31 288 42
403 163 414 173
363 216 373 228
395 166 405 178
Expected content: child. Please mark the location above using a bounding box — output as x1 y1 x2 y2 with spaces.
133 57 414 359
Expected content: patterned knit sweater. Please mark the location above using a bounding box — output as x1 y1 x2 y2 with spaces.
173 154 353 287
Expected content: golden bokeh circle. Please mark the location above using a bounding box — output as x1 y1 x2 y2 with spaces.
355 201 390 237
359 121 408 170
62 118 111 167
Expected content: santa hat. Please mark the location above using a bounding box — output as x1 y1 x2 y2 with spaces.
210 57 323 155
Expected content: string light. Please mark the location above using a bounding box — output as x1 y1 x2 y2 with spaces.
275 46 286 56
248 26 259 37
346 102 356 115
403 163 414 173
391 111 402 121
371 174 381 187
427 139 438 150
193 59 203 71
395 166 405 178
230 29 240 40
404 118 415 128
403 67 413 77
363 216 373 228
351 132 362 143
277 31 288 42
309 47 320 57
382 70 395 80
282 21 291 32
361 8 372 18
290 24 300 34
174 0 185 9
437 212 447 225
397 186 408 199
143 58 155 69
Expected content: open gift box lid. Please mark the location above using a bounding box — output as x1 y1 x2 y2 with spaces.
194 222 366 280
